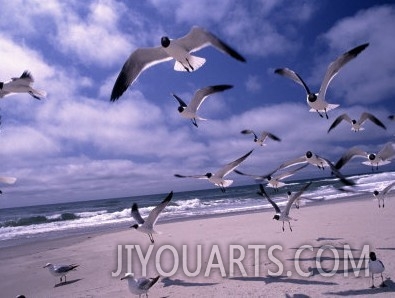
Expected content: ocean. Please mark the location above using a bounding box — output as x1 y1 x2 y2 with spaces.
1 171 394 248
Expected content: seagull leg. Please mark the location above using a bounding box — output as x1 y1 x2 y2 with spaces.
370 274 375 288
380 273 387 287
191 118 198 127
316 110 323 118
149 234 154 243
324 109 329 119
289 222 293 232
282 222 285 232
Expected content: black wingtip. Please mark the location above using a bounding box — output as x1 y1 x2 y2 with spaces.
110 72 128 102
132 203 138 211
163 191 173 203
348 42 369 57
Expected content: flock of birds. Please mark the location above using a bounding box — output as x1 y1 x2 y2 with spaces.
2 25 393 295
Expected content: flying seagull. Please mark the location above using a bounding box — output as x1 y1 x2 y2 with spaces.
130 191 173 243
327 112 386 133
234 164 307 191
287 190 324 209
335 143 395 171
257 183 311 231
172 84 233 127
121 273 160 297
43 263 79 285
276 151 354 186
0 71 46 100
240 129 281 146
274 43 369 119
373 181 395 208
175 150 253 192
368 252 386 288
111 26 246 101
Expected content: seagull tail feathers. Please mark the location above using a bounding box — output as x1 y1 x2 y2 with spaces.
174 56 206 72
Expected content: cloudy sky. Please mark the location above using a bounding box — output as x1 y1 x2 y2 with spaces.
0 0 394 208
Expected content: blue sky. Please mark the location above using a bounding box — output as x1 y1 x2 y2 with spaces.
0 0 394 208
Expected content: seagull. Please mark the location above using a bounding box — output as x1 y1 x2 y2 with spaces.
121 273 160 297
274 43 369 119
257 183 311 231
43 263 79 284
368 252 386 288
130 191 173 243
335 143 395 171
327 112 386 133
172 84 233 127
240 129 281 146
287 190 324 209
277 151 354 186
111 26 246 101
0 176 17 195
234 164 307 191
373 181 395 208
175 150 253 192
0 71 46 100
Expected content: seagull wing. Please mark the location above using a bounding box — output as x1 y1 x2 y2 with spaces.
319 43 369 98
174 174 208 179
131 203 145 224
261 131 281 142
215 150 253 178
277 156 306 171
172 93 187 108
335 147 367 170
111 47 172 101
318 155 355 186
360 112 386 130
233 169 271 181
241 129 258 140
145 191 173 226
0 90 11 98
177 26 246 62
186 84 233 113
274 164 308 181
138 276 160 291
55 264 79 273
377 142 395 160
0 176 17 184
382 181 395 195
257 184 281 214
19 71 35 84
284 182 312 216
327 113 352 133
274 68 311 95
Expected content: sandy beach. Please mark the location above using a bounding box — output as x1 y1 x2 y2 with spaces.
1 194 394 297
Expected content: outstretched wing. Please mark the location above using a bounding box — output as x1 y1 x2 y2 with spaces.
177 26 246 62
187 84 233 113
382 181 395 195
111 47 172 101
335 147 367 170
378 142 395 160
359 112 386 130
131 203 145 224
215 150 253 178
257 184 281 214
145 191 173 226
172 93 188 108
319 43 369 98
284 182 312 216
327 113 352 133
274 68 311 95
276 156 306 171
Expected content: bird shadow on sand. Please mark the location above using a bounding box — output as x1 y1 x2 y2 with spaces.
54 278 83 288
323 278 395 296
315 237 344 242
377 247 395 251
229 275 337 286
161 277 218 288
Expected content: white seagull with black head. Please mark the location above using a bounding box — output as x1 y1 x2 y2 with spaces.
373 181 395 208
368 251 386 288
121 273 160 297
257 183 311 231
130 191 173 243
175 150 253 192
234 164 307 192
335 143 395 171
111 26 246 101
0 71 46 100
240 129 281 146
275 43 369 119
172 84 233 127
327 112 386 133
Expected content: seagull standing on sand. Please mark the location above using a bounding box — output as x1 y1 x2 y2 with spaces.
234 164 307 192
172 84 233 127
0 71 47 99
240 129 281 146
130 191 173 243
43 263 79 284
335 143 395 171
257 183 311 231
373 181 395 208
368 252 386 288
111 26 246 101
175 150 253 192
121 273 160 297
274 43 369 119
327 112 386 133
